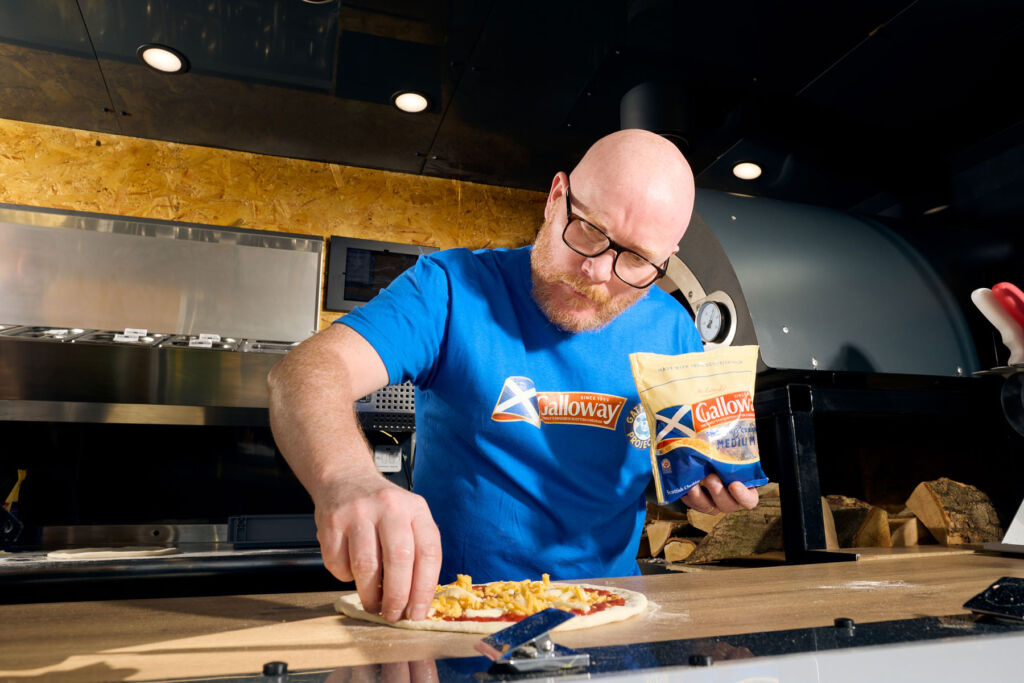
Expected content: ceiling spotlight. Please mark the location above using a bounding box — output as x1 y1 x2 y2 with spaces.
732 162 762 180
137 44 190 74
392 91 429 113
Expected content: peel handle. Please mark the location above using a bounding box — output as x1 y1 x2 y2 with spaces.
992 282 1024 330
972 287 1024 365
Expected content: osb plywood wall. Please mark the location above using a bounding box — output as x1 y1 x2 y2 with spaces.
0 117 547 330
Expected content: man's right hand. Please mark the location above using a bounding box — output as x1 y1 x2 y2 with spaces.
315 474 443 623
266 324 440 621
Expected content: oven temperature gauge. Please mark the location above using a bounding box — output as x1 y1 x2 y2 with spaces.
697 300 730 343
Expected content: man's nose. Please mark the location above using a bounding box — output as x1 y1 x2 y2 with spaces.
581 250 615 283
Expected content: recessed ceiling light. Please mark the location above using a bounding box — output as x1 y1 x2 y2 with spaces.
392 91 429 113
923 204 950 215
137 44 190 74
732 162 762 180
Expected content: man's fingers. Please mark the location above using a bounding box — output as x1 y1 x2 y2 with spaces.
350 664 381 683
379 661 412 683
702 474 742 513
379 513 416 622
314 482 443 623
408 660 440 683
317 522 355 582
681 484 719 515
728 480 759 509
683 475 759 514
326 534 355 582
349 522 383 615
406 512 443 621
697 475 761 513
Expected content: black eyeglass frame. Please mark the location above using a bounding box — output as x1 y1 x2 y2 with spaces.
562 176 669 289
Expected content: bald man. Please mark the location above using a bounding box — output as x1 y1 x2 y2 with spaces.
267 129 758 623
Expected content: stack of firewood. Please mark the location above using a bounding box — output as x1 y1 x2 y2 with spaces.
639 477 1003 565
639 483 784 565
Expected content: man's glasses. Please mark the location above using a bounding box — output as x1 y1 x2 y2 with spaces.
562 176 668 289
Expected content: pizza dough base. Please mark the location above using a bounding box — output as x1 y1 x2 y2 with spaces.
46 547 178 560
334 582 648 634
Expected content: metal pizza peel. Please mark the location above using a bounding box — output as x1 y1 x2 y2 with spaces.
473 608 590 673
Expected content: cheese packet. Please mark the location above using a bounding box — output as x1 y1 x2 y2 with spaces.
629 345 767 504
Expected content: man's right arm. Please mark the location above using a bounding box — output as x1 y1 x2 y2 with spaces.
266 323 442 622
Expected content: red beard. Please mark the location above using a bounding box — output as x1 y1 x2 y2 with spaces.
530 220 645 332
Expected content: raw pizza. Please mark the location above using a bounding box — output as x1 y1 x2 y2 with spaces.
334 573 648 634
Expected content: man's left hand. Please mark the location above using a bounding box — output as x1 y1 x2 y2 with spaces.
681 474 759 514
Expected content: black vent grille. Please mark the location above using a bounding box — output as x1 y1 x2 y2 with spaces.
356 382 415 430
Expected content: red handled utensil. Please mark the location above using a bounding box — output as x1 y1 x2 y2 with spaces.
971 287 1024 366
992 282 1024 330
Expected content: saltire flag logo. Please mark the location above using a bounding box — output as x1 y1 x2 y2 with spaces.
654 404 696 447
491 376 540 428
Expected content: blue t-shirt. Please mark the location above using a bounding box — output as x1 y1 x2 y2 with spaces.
339 246 702 582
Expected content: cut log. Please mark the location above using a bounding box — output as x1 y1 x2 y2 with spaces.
679 483 775 533
827 494 869 509
686 499 783 563
646 520 691 557
826 495 892 548
687 509 725 533
889 516 934 547
636 533 652 558
905 478 1002 545
663 538 697 563
821 497 839 550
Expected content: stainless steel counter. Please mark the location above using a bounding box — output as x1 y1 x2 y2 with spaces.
1 552 1022 682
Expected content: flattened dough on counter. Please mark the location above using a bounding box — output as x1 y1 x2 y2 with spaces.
46 547 179 560
335 583 648 634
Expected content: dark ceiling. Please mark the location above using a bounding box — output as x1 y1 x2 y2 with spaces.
1 0 1023 239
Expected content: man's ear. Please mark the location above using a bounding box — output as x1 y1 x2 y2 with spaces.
543 172 567 223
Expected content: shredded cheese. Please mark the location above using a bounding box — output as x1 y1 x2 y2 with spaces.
426 573 616 620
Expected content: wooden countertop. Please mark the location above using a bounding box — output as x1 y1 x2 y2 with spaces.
1 551 1022 682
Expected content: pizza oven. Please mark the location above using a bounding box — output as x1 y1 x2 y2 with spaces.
664 190 1023 562
0 204 415 598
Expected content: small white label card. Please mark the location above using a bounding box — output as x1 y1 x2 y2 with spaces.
373 445 403 473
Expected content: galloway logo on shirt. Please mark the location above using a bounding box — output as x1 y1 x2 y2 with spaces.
491 376 626 430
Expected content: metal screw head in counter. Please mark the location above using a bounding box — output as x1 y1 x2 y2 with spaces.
474 608 590 673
